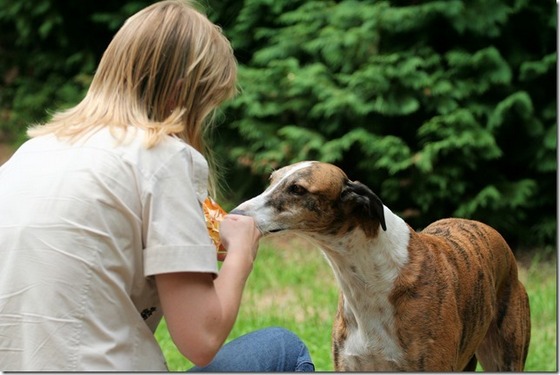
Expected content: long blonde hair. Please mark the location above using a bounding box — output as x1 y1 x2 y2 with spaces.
28 0 237 195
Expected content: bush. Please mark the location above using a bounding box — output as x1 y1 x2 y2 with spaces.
213 0 556 248
0 0 150 142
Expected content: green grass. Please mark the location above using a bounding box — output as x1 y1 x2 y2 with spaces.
155 236 557 371
522 252 557 372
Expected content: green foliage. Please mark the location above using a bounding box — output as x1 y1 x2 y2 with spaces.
0 0 556 247
0 0 152 143
213 0 556 248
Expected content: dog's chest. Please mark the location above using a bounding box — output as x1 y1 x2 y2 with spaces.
327 251 406 371
338 299 404 371
318 217 411 371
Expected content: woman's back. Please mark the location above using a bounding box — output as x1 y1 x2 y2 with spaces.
0 128 213 370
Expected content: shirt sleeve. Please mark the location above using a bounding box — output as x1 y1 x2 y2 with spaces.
141 144 218 277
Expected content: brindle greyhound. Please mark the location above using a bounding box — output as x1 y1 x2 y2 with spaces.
232 161 530 371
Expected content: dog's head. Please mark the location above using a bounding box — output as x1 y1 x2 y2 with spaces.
232 161 387 238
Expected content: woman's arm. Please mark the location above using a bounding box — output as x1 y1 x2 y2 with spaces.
155 214 260 367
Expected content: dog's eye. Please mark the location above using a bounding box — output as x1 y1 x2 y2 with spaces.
288 184 307 196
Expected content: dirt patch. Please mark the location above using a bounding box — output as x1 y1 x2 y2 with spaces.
0 143 14 165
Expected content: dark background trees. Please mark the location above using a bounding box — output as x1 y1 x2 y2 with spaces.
0 0 556 249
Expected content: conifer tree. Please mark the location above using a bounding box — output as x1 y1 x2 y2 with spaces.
212 0 556 248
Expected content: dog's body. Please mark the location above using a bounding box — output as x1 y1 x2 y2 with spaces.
232 161 531 371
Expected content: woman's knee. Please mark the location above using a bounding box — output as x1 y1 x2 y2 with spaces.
190 327 314 372
262 327 315 372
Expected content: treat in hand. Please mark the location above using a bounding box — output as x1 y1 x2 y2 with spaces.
203 196 227 254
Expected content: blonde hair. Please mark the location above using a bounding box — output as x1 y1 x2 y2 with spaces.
28 0 237 195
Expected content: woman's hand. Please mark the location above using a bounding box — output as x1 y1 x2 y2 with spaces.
217 214 261 264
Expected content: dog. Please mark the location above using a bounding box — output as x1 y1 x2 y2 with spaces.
231 161 531 371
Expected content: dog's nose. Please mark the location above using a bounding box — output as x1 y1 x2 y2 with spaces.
229 208 247 216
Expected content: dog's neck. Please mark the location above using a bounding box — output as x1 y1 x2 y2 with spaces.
305 206 409 288
301 206 410 333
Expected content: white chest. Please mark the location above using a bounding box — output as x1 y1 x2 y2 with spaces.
339 306 405 371
313 207 411 371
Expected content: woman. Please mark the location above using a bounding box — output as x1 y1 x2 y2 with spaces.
0 0 314 371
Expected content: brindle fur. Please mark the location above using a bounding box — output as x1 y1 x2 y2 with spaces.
233 161 531 372
385 219 531 371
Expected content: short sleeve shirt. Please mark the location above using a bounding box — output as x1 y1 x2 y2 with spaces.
0 128 218 371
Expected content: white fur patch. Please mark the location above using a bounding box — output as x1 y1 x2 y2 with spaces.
262 161 315 199
315 206 410 370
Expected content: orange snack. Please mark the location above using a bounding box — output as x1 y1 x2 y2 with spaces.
203 196 227 253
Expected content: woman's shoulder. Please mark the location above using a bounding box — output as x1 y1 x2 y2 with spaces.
110 128 209 183
86 127 203 162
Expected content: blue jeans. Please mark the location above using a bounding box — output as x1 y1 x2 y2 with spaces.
189 327 315 372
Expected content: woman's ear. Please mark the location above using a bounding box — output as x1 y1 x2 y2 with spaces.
341 180 387 231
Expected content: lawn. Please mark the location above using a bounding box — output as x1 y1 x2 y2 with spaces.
155 236 557 372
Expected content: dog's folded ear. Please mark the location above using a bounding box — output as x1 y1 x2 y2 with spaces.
341 180 387 231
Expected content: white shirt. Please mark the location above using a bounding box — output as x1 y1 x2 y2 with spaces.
0 128 218 371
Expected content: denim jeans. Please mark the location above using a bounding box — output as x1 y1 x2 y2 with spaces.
189 327 315 372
